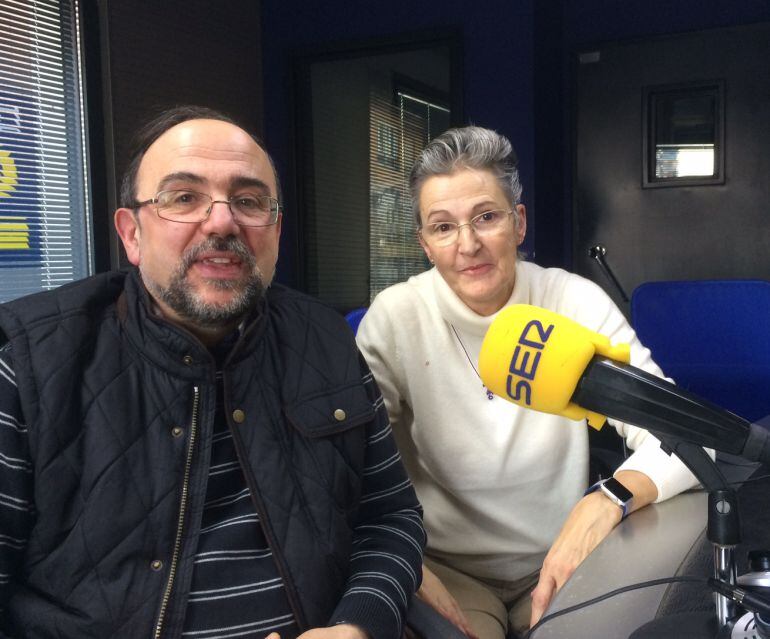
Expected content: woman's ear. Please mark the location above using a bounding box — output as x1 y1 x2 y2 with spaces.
514 204 527 246
418 232 435 264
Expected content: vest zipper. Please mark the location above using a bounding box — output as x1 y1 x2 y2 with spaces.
154 385 200 639
227 408 308 631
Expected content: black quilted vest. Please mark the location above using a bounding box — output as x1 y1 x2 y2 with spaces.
0 270 372 638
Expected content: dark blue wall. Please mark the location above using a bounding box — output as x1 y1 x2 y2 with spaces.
261 0 534 286
564 0 770 44
261 0 770 284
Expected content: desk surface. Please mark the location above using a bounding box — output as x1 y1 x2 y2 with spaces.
530 490 709 639
530 456 770 639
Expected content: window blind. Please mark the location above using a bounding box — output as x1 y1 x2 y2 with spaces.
368 91 449 302
0 0 92 303
368 92 427 302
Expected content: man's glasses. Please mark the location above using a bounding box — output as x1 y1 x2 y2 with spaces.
133 189 281 227
419 209 513 247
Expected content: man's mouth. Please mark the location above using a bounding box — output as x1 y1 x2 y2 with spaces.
200 256 241 265
179 237 257 284
190 252 249 281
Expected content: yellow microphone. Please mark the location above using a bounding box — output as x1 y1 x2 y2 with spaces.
478 304 629 429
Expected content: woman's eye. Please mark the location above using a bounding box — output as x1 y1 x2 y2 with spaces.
478 211 498 223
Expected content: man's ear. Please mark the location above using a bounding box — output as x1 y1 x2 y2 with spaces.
114 208 141 266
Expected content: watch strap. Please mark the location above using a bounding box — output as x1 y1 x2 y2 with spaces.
584 478 631 520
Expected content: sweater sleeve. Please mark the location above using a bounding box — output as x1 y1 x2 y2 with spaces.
0 344 35 628
566 274 712 501
354 299 405 435
327 354 426 639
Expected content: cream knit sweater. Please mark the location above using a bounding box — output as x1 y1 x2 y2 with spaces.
357 262 702 581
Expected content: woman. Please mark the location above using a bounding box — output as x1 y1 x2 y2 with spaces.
356 127 702 639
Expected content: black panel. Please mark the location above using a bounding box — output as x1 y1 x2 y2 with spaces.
574 23 770 311
99 0 264 267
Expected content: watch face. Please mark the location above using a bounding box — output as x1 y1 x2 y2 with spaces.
603 477 634 503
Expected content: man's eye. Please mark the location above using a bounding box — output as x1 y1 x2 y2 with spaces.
235 196 259 209
161 191 200 207
233 195 268 211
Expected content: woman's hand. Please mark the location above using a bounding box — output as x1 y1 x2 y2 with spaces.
417 563 479 639
529 470 658 628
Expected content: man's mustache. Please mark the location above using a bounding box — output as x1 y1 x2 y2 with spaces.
179 237 256 274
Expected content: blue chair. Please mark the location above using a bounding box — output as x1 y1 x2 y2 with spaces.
631 279 770 423
345 307 367 335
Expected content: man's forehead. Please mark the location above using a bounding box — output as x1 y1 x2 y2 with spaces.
154 118 257 147
137 119 276 192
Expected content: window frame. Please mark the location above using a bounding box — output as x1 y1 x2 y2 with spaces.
642 80 726 189
0 0 99 301
292 30 463 310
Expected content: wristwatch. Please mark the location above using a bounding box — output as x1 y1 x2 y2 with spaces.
584 477 634 520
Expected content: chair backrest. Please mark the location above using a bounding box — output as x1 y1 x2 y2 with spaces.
344 307 367 335
631 279 770 423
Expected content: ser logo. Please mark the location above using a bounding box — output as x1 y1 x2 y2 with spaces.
505 319 554 405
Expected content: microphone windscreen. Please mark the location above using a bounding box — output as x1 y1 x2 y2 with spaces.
478 304 631 428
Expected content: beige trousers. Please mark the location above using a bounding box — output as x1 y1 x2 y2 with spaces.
424 556 540 639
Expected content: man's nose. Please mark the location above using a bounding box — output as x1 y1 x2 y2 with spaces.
202 200 240 234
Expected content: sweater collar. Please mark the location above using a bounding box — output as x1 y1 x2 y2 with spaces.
431 261 531 337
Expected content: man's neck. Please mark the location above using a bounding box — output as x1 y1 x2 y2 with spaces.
147 296 245 348
188 320 242 348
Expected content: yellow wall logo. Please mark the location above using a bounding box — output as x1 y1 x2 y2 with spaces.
0 148 18 198
0 148 29 250
0 217 30 250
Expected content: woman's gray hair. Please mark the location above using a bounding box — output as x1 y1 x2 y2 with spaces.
409 126 522 227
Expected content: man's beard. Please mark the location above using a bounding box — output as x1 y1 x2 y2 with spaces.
142 236 266 328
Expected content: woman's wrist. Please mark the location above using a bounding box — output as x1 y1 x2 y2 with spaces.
582 489 625 525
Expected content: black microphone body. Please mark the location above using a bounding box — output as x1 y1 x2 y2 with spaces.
572 356 770 468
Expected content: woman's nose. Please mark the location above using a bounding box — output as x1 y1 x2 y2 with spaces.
456 223 481 253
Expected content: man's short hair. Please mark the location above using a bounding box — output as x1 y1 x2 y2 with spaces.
409 125 522 227
119 105 281 209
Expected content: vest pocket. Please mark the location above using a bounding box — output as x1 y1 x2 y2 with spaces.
284 381 375 437
284 381 373 514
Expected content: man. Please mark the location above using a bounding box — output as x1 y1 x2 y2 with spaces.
0 106 425 639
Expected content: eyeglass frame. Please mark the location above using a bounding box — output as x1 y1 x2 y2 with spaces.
417 209 515 246
132 189 282 227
